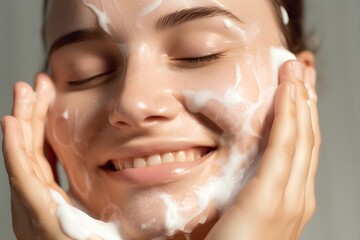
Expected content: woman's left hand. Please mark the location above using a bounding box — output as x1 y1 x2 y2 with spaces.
203 61 321 240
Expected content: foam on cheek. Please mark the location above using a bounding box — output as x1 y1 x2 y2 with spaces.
82 0 111 35
183 64 247 111
158 48 296 237
158 63 266 235
54 107 84 159
270 47 296 87
50 190 123 240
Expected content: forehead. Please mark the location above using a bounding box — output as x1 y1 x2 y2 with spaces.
45 0 277 50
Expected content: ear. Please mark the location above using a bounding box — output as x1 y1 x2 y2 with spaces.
296 50 315 67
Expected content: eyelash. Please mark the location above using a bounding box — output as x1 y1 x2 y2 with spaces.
174 53 224 64
68 70 117 87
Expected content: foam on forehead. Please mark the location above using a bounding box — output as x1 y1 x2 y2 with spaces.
82 0 111 35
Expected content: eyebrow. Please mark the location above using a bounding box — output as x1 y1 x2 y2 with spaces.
156 6 242 30
49 29 109 56
48 6 242 57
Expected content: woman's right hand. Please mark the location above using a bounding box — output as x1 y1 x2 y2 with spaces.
2 73 73 240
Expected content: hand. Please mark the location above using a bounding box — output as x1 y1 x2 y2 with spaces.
203 61 320 240
2 74 73 240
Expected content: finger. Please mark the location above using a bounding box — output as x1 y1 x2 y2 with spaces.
2 116 34 177
32 73 56 183
305 67 321 187
2 116 67 223
298 67 321 233
284 63 314 196
3 117 72 239
11 82 49 183
255 79 297 196
32 73 54 154
2 116 49 211
12 82 35 153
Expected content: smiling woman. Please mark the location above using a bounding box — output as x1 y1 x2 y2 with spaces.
1 0 320 239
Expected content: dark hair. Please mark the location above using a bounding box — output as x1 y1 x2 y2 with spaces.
42 0 305 53
272 0 305 53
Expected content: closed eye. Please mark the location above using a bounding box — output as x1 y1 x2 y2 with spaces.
68 69 117 88
174 53 224 64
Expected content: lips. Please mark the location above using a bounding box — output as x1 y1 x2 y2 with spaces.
102 147 211 171
100 146 216 185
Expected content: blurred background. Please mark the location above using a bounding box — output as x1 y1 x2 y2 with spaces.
1 1 359 239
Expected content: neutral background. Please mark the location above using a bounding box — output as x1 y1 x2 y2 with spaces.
1 1 359 239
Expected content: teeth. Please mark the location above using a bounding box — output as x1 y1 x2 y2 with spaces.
133 158 147 168
175 151 186 162
186 151 195 162
147 155 162 166
162 153 174 163
108 148 210 171
125 159 133 169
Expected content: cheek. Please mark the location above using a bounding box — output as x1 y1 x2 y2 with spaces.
46 90 109 168
181 55 275 133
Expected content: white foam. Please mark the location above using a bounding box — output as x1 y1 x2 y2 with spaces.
270 47 296 86
159 194 189 236
82 0 111 35
209 0 225 8
62 109 69 120
223 19 234 29
280 6 289 25
158 61 266 235
136 0 163 27
140 0 163 17
50 190 123 240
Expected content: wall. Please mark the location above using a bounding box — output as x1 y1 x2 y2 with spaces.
0 1 44 239
1 1 359 239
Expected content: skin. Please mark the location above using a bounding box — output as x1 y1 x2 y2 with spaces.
1 0 320 239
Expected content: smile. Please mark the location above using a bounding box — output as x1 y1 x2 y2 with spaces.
102 147 212 171
100 146 216 185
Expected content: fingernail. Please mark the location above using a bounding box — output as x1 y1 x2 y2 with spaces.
292 62 303 81
289 83 297 102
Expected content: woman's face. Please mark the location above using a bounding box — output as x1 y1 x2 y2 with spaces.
45 0 293 238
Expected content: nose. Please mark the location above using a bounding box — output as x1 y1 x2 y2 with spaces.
108 63 181 129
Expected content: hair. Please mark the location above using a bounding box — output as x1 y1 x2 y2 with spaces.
42 0 305 53
272 0 305 53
